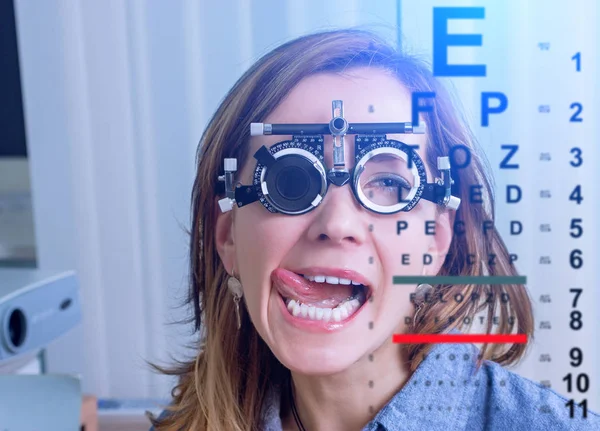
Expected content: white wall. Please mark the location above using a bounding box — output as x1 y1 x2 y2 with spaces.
13 0 399 399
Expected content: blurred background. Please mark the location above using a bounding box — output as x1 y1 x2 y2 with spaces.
1 0 598 427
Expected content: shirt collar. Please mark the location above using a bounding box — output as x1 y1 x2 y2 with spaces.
372 329 481 431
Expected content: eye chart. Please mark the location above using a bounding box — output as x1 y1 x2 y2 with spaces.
392 0 599 419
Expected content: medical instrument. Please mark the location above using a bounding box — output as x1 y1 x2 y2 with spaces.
217 100 461 215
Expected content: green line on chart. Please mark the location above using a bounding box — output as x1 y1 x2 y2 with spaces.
393 275 527 285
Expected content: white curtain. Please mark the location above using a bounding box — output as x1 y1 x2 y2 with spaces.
14 0 599 409
401 0 599 410
13 0 399 400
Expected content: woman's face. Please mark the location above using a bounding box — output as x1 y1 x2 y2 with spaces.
216 67 452 375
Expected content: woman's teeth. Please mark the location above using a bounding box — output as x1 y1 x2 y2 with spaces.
284 297 363 322
301 274 363 285
279 272 369 322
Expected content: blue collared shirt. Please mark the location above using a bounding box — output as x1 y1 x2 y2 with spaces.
260 338 600 430
152 334 600 430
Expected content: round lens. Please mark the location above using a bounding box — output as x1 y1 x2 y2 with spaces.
260 150 327 215
276 166 310 200
356 151 417 209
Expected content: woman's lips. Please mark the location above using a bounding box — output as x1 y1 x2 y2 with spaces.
271 268 351 308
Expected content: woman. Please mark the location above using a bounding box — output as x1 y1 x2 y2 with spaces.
149 28 599 430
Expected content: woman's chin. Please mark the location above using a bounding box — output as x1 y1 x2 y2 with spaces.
279 351 359 376
264 337 363 374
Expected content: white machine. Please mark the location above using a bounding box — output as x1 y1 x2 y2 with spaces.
0 268 81 372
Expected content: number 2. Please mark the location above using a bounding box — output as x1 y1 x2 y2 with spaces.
570 103 583 122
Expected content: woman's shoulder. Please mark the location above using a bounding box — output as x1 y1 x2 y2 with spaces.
466 358 600 430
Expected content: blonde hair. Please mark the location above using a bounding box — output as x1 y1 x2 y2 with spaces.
149 28 534 431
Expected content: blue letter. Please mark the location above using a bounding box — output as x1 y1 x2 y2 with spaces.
470 185 483 204
454 220 465 236
500 145 519 169
411 92 435 127
483 220 494 236
511 221 522 235
397 221 408 235
433 7 486 77
507 185 521 203
449 145 471 169
404 144 420 170
425 220 436 235
481 92 508 126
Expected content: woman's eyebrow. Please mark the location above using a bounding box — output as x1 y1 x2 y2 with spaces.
369 154 397 162
368 155 408 168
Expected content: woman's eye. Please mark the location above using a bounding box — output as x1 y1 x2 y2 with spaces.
365 174 411 191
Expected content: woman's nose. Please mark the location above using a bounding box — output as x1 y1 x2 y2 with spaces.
306 183 367 246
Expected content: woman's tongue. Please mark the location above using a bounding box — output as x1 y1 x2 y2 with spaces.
271 268 352 308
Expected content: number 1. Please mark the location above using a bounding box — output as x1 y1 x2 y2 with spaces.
572 52 581 71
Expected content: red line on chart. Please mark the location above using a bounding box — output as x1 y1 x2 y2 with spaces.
392 334 528 344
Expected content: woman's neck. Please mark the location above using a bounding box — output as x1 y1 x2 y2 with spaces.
280 341 413 431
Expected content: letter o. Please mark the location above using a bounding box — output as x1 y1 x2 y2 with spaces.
449 144 472 169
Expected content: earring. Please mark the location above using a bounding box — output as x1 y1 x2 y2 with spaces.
415 283 432 301
228 270 243 330
413 283 432 327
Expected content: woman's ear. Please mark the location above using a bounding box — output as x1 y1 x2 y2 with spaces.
426 209 453 276
215 201 236 274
